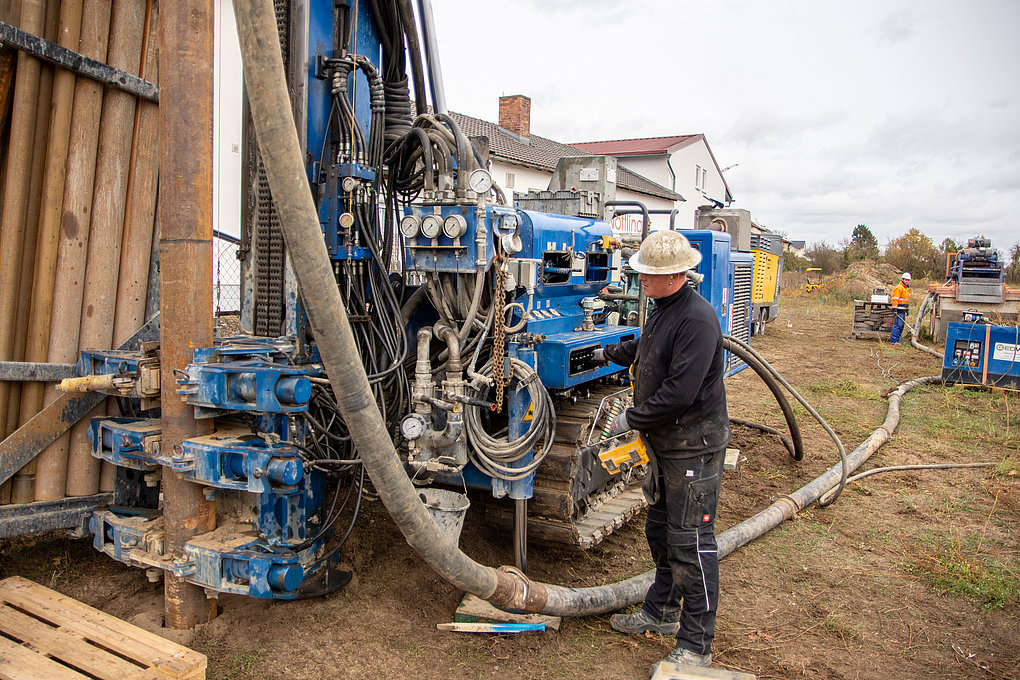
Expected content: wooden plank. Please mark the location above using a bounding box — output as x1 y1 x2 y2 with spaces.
0 634 88 680
436 622 546 633
0 603 143 678
0 578 204 679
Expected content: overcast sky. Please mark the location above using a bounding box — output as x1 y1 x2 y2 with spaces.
431 0 1020 251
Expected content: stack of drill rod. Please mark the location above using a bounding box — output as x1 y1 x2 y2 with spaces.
0 0 159 504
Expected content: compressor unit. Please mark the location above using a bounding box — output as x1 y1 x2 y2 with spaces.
942 321 1020 391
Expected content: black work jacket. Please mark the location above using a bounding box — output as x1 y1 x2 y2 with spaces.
605 283 730 458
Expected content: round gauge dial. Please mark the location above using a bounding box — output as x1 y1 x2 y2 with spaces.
421 215 443 239
443 214 467 239
400 414 426 440
399 215 421 238
468 168 493 194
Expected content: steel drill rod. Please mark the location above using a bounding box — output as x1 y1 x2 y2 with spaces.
112 0 159 348
160 0 217 628
65 0 146 498
0 0 46 503
33 0 111 502
16 0 85 498
8 0 59 503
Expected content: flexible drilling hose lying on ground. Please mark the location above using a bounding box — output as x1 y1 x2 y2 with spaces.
233 0 944 618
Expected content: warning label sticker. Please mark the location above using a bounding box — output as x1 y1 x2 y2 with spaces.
992 342 1020 362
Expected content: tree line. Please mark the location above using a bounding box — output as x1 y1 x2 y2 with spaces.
786 225 1020 285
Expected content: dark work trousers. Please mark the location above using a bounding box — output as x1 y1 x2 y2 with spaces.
640 447 724 656
890 309 906 343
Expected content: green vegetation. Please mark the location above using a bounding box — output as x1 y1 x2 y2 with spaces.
801 225 1020 283
911 534 1020 611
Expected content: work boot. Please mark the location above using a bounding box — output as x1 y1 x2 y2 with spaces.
649 647 712 678
609 608 679 635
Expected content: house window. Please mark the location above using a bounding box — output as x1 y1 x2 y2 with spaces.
505 172 515 189
695 165 701 188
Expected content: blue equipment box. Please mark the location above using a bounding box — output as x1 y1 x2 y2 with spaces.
942 322 1020 390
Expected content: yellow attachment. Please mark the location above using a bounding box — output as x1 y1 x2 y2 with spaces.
598 436 649 474
58 374 118 393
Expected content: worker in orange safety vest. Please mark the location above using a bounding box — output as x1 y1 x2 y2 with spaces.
889 272 911 343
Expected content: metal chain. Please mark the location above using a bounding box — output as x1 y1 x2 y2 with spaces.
492 244 509 412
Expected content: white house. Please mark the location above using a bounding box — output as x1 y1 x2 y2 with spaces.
450 96 684 235
572 133 733 230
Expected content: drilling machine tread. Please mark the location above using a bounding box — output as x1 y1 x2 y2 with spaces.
487 382 648 549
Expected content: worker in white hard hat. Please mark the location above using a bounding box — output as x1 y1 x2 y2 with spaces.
593 230 730 673
890 272 911 343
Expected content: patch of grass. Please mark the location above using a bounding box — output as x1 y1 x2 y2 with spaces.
821 612 862 643
995 457 1019 477
910 533 1020 612
805 379 878 401
226 650 265 678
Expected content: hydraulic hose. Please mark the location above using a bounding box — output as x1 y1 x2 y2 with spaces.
724 333 848 506
234 0 498 600
728 417 796 459
906 292 942 358
722 338 804 461
234 0 938 620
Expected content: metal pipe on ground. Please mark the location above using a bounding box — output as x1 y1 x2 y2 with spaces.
16 0 85 486
64 0 146 498
234 0 943 621
32 0 111 502
1 0 46 503
160 0 216 629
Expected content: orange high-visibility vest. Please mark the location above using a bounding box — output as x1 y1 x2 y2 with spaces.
891 281 910 308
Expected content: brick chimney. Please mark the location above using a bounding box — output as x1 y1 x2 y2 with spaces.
499 95 531 138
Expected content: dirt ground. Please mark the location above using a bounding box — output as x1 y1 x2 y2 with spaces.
2 279 1018 680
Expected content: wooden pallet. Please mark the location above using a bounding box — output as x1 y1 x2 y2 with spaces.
851 299 895 338
0 576 206 680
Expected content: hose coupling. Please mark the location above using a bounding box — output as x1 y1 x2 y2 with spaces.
488 566 548 613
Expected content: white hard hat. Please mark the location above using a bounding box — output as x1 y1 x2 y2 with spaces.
628 230 702 275
901 272 912 281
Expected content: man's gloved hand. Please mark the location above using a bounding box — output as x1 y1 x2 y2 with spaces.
592 347 607 362
607 409 631 436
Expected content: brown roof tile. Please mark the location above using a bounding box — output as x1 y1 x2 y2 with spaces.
449 112 682 201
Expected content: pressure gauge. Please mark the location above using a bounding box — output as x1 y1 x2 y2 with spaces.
443 214 468 239
399 215 421 238
421 215 443 239
338 212 355 230
468 168 493 194
400 414 427 441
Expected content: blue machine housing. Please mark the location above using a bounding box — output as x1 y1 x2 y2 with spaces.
683 230 733 335
514 210 634 389
942 322 1020 390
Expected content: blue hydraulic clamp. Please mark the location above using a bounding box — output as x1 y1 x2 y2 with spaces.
90 509 319 599
73 343 161 409
176 360 312 418
87 417 161 471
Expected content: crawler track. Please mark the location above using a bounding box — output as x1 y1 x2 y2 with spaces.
488 382 648 549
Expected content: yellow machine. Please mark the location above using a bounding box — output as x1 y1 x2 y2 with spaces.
806 268 823 292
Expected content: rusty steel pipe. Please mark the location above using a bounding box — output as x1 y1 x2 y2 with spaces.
64 0 146 498
1 0 46 503
8 0 59 502
16 0 85 500
33 0 112 502
112 0 159 348
160 0 217 628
